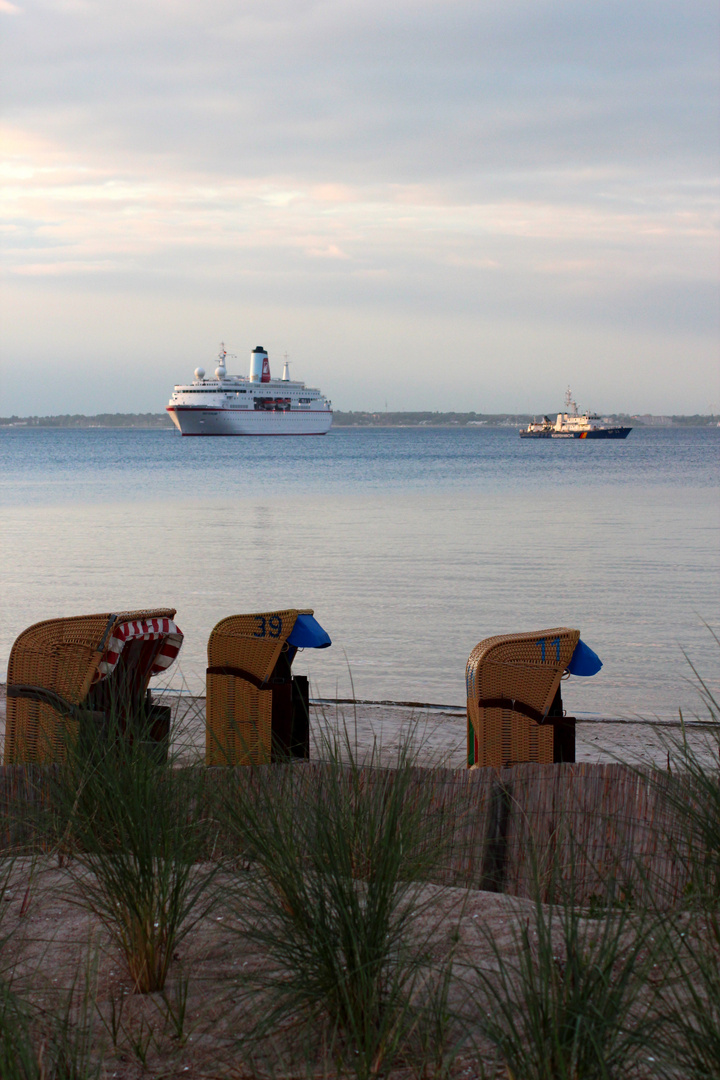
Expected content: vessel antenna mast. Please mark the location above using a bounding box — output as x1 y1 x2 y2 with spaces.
565 387 579 416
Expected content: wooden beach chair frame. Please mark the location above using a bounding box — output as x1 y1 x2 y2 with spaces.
4 609 182 764
466 627 580 768
206 609 316 766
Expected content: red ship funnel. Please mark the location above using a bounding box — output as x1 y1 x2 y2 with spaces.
261 354 271 382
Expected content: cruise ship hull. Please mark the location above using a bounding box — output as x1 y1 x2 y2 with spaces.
167 406 333 436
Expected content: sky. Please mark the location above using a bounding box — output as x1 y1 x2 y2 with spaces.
1 0 718 415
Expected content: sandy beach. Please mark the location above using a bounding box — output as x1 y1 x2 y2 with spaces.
1 683 716 769
0 859 591 1080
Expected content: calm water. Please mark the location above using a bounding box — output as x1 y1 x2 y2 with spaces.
1 425 718 719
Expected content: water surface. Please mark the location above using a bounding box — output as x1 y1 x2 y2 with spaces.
1 426 718 719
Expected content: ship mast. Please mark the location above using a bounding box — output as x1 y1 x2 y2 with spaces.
565 387 579 416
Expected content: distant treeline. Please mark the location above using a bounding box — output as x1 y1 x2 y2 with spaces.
0 413 172 428
663 414 720 426
332 411 719 427
0 411 717 429
333 411 531 426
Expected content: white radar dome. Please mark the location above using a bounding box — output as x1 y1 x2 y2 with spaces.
194 367 205 380
215 364 226 379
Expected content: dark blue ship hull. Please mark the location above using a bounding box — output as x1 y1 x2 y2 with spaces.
520 427 632 439
551 428 632 439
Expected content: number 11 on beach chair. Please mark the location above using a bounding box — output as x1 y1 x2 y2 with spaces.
205 609 331 766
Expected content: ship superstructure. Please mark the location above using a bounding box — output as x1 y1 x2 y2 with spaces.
167 345 333 436
520 390 632 440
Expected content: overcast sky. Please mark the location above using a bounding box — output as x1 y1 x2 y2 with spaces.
1 0 718 414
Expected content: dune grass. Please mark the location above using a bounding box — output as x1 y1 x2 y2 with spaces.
0 854 37 1078
0 858 103 1079
646 640 720 1078
466 847 667 1080
46 702 220 993
217 720 465 1080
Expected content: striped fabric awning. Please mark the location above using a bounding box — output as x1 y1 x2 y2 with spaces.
93 617 184 683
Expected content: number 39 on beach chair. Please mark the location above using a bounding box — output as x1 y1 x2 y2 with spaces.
4 609 184 765
205 609 331 766
465 627 602 768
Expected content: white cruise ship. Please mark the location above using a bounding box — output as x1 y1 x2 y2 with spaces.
167 345 333 436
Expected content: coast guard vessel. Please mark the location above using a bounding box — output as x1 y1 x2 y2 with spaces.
167 345 333 436
520 390 632 439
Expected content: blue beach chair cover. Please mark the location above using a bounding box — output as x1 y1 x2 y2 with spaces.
287 613 332 649
566 638 602 677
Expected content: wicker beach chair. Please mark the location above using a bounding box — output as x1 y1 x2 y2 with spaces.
466 628 581 769
4 609 184 765
206 609 331 766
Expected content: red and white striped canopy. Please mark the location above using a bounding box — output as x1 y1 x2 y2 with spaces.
93 617 184 684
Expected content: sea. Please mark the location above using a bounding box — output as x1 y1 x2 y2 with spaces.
1 425 718 721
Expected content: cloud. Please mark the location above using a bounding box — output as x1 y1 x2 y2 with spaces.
4 1 718 180
0 1 717 413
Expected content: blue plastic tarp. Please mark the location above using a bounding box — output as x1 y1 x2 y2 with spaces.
566 638 602 677
287 613 332 649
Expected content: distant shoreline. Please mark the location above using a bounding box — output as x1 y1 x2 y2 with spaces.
1 411 717 429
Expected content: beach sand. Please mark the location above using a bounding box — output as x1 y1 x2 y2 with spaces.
0 858 575 1079
1 683 716 768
